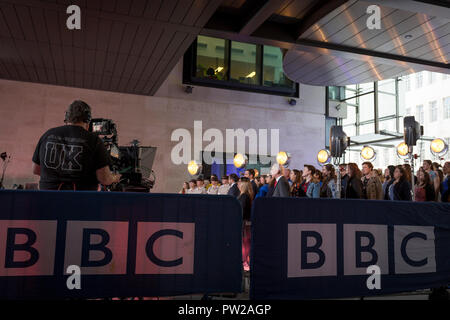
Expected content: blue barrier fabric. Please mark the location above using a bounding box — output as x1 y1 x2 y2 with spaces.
0 190 242 300
250 197 450 300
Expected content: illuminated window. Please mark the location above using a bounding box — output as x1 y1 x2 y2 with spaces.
444 97 450 119
429 101 437 122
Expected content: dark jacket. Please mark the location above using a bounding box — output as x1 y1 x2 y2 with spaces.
227 183 240 198
340 174 349 198
272 176 291 197
238 193 252 221
345 176 363 199
392 180 412 201
251 180 258 199
384 180 394 200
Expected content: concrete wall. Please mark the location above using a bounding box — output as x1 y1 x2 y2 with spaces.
0 60 326 193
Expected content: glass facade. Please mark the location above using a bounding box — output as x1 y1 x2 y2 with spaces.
184 35 297 96
337 71 450 169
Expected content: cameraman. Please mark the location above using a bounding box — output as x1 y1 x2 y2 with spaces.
32 100 121 191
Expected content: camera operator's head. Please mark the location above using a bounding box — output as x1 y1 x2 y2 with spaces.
64 100 92 130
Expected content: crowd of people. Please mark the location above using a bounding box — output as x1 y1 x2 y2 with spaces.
179 160 450 272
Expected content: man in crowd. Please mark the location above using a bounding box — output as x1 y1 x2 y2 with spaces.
270 163 290 197
227 173 240 197
218 175 230 195
339 164 348 199
361 161 383 200
244 168 258 199
191 177 206 194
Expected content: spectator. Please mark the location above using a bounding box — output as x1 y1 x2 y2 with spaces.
270 163 291 197
423 160 440 199
414 167 435 202
186 179 197 194
283 167 292 187
301 165 316 196
320 164 337 198
207 176 220 195
266 175 276 198
383 166 395 200
361 161 383 200
255 175 270 198
442 161 450 202
227 173 240 197
179 181 189 194
204 178 211 191
291 169 306 197
388 165 412 201
339 164 349 199
345 163 363 199
218 175 230 195
191 177 206 194
244 169 258 199
306 169 321 198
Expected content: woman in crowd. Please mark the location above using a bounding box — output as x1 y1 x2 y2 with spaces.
345 163 363 199
238 179 253 271
388 165 412 201
290 169 306 197
179 182 189 194
383 165 395 200
186 179 197 194
414 167 435 202
256 175 270 198
403 164 414 185
207 176 220 195
320 164 337 198
306 169 321 198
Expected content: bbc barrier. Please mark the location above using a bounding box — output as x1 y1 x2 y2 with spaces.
0 190 243 299
250 197 450 299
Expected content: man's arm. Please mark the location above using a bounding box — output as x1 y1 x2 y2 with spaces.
96 166 121 186
32 163 41 176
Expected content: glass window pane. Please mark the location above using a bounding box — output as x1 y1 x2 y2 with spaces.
359 92 374 122
263 46 293 88
360 123 374 135
444 97 450 119
378 78 396 94
345 88 357 105
343 125 356 137
196 35 228 80
343 106 356 126
230 41 259 85
379 119 396 132
359 82 374 94
378 92 396 117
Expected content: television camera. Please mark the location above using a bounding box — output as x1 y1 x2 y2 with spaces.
89 118 157 192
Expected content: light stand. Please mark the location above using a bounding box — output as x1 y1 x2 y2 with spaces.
409 146 415 201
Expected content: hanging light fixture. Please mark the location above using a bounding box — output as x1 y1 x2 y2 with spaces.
360 145 376 161
276 151 290 167
430 138 448 157
317 149 331 166
188 160 201 176
233 153 247 168
396 142 409 159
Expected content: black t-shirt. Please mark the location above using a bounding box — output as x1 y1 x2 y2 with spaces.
32 125 111 190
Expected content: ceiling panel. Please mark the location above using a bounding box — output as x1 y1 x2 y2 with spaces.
0 0 223 95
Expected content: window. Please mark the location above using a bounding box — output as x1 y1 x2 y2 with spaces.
429 101 437 122
184 36 298 96
444 97 450 119
263 45 293 88
416 104 424 124
416 72 423 88
195 35 228 81
428 72 435 85
404 75 411 91
405 107 411 116
443 73 449 81
230 41 260 85
328 86 343 100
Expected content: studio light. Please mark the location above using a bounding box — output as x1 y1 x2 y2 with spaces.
404 116 423 146
430 138 448 157
329 126 348 158
397 142 409 159
317 149 331 166
360 145 376 161
188 160 201 175
276 151 290 167
233 153 247 168
254 169 259 178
